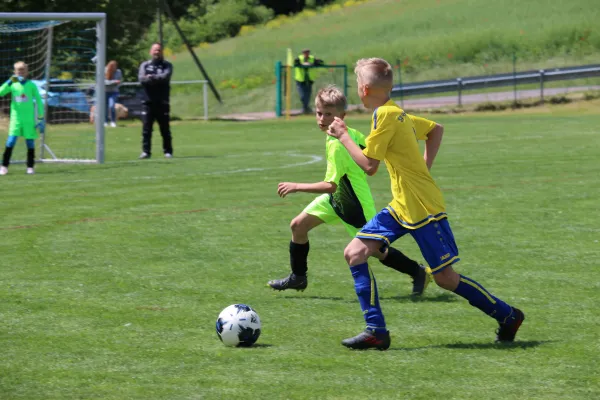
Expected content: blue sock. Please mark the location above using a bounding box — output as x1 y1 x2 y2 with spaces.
453 275 513 323
350 263 386 333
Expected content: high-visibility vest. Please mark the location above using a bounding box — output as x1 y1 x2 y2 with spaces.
294 54 315 82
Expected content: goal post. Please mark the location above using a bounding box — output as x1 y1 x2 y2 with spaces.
0 12 106 163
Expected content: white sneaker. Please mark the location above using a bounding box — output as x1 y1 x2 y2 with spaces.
139 152 150 159
164 153 172 159
0 166 7 175
26 168 35 175
110 122 117 128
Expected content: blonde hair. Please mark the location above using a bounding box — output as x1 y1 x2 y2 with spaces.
105 60 118 79
314 85 347 112
14 61 27 70
354 58 393 89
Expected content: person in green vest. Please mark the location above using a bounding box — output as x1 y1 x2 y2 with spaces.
0 61 45 175
294 48 324 114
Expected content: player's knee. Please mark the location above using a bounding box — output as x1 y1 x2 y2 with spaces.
433 267 460 291
343 242 369 266
290 216 308 236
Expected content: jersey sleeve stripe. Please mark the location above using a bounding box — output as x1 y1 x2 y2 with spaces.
372 108 379 129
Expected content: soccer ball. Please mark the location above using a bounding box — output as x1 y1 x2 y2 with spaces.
215 304 261 347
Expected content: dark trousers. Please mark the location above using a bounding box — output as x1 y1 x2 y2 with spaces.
296 81 313 113
142 102 173 156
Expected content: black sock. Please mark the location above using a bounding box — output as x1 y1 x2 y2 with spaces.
290 241 309 277
380 247 421 278
2 146 13 167
27 148 35 168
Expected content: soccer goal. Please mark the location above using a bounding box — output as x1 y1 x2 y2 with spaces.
0 13 106 163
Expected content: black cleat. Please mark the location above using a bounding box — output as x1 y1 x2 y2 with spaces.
341 329 391 351
496 307 525 342
267 273 308 291
411 264 432 297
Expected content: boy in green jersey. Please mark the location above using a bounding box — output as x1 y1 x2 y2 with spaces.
0 61 45 175
268 85 435 295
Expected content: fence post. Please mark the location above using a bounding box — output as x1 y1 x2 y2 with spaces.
203 81 208 121
275 61 282 117
398 65 404 109
513 52 517 105
539 69 545 104
396 59 404 108
343 65 348 108
457 78 462 107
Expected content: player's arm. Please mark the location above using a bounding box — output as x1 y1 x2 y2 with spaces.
0 79 12 96
339 134 380 176
138 62 150 83
328 117 380 176
152 62 172 82
424 123 443 170
409 114 444 170
277 181 336 198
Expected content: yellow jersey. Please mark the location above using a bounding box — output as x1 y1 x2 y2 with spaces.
363 100 446 229
408 114 437 140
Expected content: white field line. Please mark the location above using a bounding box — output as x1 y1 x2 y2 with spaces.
1 152 323 186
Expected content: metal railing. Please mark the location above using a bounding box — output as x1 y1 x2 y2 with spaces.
121 80 209 120
391 64 600 106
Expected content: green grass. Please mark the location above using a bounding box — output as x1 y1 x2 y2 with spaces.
165 0 600 115
1 109 600 399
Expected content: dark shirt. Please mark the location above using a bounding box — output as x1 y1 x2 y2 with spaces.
138 59 173 104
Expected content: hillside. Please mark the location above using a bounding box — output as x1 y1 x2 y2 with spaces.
166 0 599 117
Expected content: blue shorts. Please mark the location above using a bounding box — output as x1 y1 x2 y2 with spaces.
357 207 460 274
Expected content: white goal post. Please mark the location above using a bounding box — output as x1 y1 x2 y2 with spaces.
0 12 106 163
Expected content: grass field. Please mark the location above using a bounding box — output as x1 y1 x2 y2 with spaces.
1 106 600 399
166 0 600 115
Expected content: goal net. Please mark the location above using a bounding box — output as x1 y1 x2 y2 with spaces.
0 13 106 163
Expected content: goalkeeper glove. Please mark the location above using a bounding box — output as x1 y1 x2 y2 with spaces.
36 118 45 134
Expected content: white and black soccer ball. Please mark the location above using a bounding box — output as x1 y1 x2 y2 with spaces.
215 304 261 347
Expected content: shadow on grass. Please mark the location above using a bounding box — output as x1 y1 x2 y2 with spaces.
388 340 551 352
380 293 457 303
280 295 348 302
244 343 274 349
278 293 457 304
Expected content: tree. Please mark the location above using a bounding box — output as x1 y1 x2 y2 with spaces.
2 0 161 79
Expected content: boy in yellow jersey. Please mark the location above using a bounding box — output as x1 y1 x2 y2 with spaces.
268 85 435 296
327 58 524 350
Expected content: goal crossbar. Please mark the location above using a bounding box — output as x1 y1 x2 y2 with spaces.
0 13 106 21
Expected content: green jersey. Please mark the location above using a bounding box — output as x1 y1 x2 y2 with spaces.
0 78 44 139
324 127 377 229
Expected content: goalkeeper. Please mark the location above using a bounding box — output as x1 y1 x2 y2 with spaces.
0 61 45 175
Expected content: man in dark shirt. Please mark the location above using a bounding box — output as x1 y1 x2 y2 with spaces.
138 43 173 159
